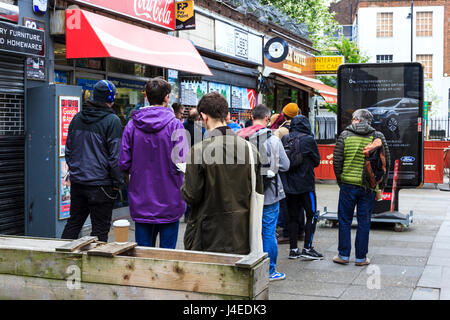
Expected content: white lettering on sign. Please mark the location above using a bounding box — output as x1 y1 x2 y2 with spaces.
424 164 436 171
134 0 172 26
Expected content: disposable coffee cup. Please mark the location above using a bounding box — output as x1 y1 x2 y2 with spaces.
113 220 130 244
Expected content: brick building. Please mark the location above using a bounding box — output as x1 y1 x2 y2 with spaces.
332 0 449 121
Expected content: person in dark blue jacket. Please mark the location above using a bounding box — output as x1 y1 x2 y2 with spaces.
61 80 123 242
281 115 322 260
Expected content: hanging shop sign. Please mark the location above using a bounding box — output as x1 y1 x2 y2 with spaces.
175 0 195 30
0 20 45 56
315 56 344 75
215 20 263 65
59 96 81 157
70 0 176 30
338 63 424 188
231 86 256 110
24 17 46 81
264 37 315 77
0 2 19 23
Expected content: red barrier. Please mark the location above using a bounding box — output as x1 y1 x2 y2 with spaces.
316 144 445 184
425 141 450 169
424 147 444 184
315 144 336 180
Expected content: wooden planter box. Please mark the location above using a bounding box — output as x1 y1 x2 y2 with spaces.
0 236 269 300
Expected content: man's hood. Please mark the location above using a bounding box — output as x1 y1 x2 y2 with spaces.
132 106 175 133
237 124 266 139
249 127 271 139
79 101 115 124
345 122 376 136
291 115 313 135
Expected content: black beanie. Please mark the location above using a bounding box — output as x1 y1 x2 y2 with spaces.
93 80 117 103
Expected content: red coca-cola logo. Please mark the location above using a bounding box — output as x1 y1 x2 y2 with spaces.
134 0 173 26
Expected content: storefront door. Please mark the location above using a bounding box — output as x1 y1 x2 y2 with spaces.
0 54 25 235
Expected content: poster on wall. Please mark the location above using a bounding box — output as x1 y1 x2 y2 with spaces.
231 86 256 110
59 158 71 220
59 96 81 157
180 80 208 106
208 82 231 107
168 69 180 106
337 63 424 188
215 20 263 65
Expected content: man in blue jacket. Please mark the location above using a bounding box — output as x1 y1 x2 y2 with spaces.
281 115 323 260
61 80 123 242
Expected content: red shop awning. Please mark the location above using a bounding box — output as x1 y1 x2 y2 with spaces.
276 73 337 104
65 9 212 76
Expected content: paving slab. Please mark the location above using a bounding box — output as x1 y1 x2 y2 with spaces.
269 279 349 299
339 285 413 300
417 265 443 288
370 255 428 267
440 288 450 300
269 292 338 300
352 264 423 288
411 287 440 300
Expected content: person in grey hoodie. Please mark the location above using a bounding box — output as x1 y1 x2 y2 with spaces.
238 104 290 281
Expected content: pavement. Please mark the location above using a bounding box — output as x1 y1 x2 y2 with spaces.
90 181 450 300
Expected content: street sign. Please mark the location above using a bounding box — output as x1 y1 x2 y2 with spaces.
315 56 344 75
337 63 424 188
175 0 195 30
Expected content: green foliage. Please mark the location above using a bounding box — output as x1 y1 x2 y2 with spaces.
334 37 370 63
260 0 339 50
323 102 337 114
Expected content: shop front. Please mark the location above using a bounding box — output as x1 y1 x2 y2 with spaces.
179 55 259 125
262 37 337 120
0 1 46 235
23 3 211 238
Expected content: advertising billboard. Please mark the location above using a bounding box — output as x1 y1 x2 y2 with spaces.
337 63 424 188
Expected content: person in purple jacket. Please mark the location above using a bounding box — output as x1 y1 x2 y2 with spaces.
118 77 188 249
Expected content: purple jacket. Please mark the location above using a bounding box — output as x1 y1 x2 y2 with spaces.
119 106 188 224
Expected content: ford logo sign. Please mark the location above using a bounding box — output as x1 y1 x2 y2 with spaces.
401 156 415 163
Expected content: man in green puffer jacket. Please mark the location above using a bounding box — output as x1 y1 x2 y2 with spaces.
332 109 390 267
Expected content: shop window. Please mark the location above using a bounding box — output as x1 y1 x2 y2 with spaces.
376 12 393 38
109 58 160 78
76 58 104 70
54 70 69 84
54 43 72 66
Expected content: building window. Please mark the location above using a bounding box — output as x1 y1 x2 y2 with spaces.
416 54 433 79
416 12 432 37
376 55 393 63
376 12 393 37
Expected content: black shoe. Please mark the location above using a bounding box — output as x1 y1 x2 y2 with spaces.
301 247 324 260
289 248 301 259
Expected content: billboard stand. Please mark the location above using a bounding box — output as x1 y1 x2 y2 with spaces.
321 62 424 232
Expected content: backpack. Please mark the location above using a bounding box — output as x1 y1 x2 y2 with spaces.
363 135 387 189
283 133 304 169
247 130 279 195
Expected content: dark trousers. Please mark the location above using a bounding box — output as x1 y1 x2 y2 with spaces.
337 183 375 262
278 197 304 238
61 183 116 242
286 192 318 250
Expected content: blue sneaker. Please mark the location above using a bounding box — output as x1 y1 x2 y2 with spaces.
269 271 286 281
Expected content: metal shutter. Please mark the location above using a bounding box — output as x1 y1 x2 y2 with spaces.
0 54 25 235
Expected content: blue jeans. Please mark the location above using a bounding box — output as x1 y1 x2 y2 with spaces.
263 202 280 274
135 221 180 249
337 184 375 263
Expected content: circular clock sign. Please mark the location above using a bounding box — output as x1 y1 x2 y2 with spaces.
264 37 289 63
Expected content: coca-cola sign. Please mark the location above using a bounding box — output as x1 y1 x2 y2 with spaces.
70 0 175 30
